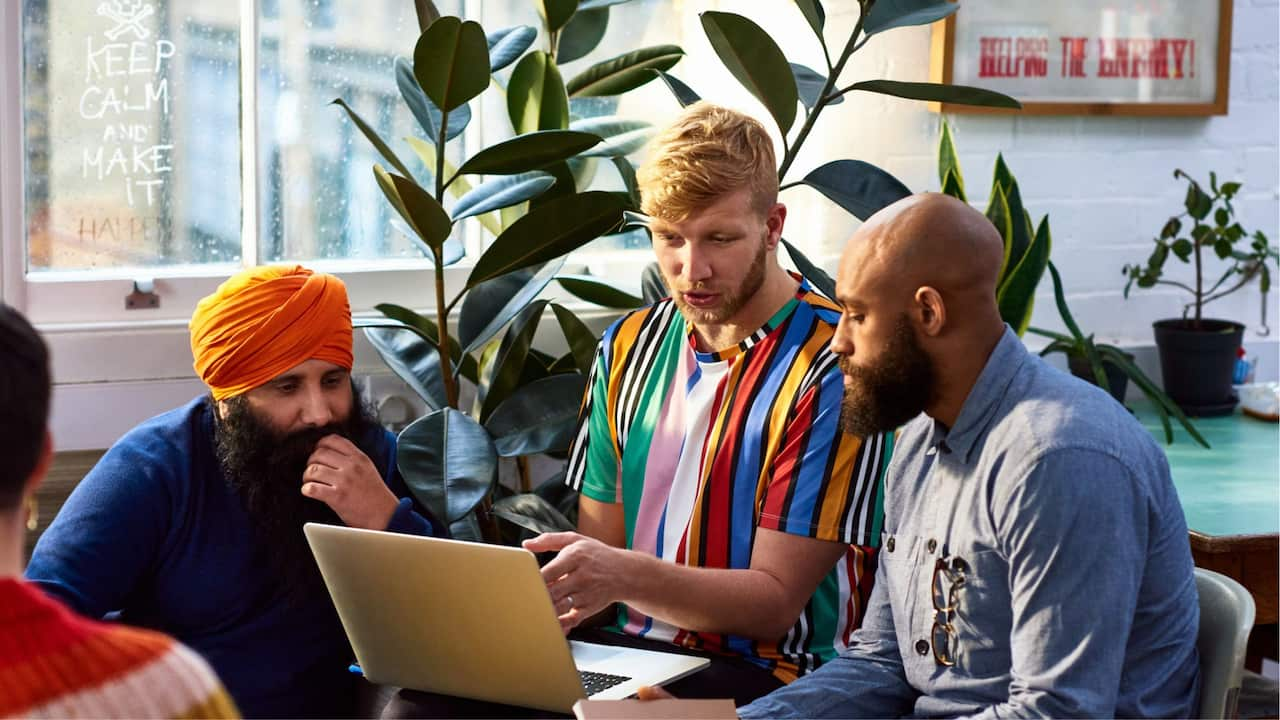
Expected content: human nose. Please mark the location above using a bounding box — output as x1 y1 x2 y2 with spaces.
298 385 335 427
831 316 854 357
680 242 712 284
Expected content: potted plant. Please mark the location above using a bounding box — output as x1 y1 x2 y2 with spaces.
1030 262 1209 448
1124 170 1278 416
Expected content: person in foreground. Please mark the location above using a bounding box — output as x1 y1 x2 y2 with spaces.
530 102 893 702
720 192 1202 718
26 266 440 718
0 305 237 718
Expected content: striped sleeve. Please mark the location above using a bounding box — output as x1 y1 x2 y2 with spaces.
757 359 890 547
565 341 619 502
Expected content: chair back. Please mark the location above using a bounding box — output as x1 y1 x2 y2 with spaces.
1195 567 1256 719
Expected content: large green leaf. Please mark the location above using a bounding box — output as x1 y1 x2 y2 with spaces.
577 0 636 9
406 137 502 238
569 117 653 157
396 58 469 143
486 373 589 457
565 45 684 97
413 17 490 113
781 238 836 300
530 161 579 210
540 0 578 32
794 0 826 41
844 80 1021 109
456 131 601 178
652 70 701 107
488 25 537 72
555 274 645 309
460 258 567 355
991 156 1031 279
986 184 1014 278
551 303 598 374
863 0 957 36
479 301 548 422
509 51 570 133
452 172 556 222
998 215 1051 335
798 160 912 221
358 324 447 411
558 6 609 64
374 304 478 384
389 218 464 266
701 12 797 135
492 493 575 536
937 120 965 201
373 166 414 242
791 63 842 109
388 173 452 251
397 408 496 524
333 99 413 179
613 157 640 207
467 191 627 289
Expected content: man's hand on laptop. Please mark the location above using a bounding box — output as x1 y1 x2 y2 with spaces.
523 532 633 633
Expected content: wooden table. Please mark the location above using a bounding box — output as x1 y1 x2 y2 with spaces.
1132 398 1279 666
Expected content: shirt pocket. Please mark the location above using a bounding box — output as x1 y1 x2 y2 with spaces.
878 531 925 631
945 544 1012 679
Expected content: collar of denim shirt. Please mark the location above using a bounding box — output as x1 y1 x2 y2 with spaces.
924 325 1028 464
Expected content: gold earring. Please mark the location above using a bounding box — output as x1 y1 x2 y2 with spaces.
25 496 38 532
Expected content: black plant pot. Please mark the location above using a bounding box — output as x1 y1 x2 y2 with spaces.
1152 318 1243 416
1067 353 1130 404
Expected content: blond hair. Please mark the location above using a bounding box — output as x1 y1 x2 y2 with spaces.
637 102 778 223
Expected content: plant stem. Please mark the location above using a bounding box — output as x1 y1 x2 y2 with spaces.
516 456 532 493
1193 224 1204 328
435 112 459 409
777 7 866 182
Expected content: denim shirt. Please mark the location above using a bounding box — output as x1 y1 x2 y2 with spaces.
742 327 1200 719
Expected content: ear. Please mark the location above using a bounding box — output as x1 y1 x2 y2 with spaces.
24 431 53 495
764 203 787 251
914 286 946 337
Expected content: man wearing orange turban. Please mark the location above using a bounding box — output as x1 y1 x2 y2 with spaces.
28 265 441 718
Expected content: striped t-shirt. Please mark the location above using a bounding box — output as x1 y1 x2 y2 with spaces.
567 278 892 682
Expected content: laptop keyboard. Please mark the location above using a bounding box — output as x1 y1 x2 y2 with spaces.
579 670 631 695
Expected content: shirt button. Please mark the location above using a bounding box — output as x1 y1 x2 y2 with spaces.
915 639 930 656
927 538 938 554
886 537 895 552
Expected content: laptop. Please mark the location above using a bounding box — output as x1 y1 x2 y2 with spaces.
303 523 709 713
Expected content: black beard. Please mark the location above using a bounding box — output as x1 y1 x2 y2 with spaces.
839 314 936 437
212 382 383 601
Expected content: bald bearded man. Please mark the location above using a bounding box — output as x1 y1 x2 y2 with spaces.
27 266 440 718
738 194 1200 718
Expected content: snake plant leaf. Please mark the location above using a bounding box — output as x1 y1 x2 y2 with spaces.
467 191 627 289
781 238 836 301
413 17 490 113
388 173 452 252
986 184 1014 278
558 6 609 64
863 0 958 36
492 493 575 536
478 301 549 422
794 0 826 40
359 323 447 411
397 408 497 524
555 275 645 309
486 373 589 457
991 157 1032 279
791 63 842 110
372 304 479 384
509 51 571 133
452 172 557 222
700 12 797 135
938 120 965 201
652 70 701 107
333 99 413 179
396 58 470 142
539 0 579 33
998 216 1051 336
461 258 567 355
1098 346 1209 448
565 45 684 97
799 160 912 221
569 117 653 157
488 25 537 72
457 131 601 177
551 303 599 374
844 80 1021 109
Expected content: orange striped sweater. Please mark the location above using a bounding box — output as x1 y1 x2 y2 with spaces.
0 578 238 718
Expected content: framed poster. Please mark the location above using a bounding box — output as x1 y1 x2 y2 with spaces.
930 0 1233 115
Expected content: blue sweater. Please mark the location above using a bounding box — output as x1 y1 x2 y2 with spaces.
27 396 437 718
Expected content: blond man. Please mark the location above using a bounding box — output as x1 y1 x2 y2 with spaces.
523 102 894 704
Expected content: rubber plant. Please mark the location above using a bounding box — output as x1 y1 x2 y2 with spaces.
335 0 663 541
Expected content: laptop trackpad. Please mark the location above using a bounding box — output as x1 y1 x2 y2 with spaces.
569 641 711 700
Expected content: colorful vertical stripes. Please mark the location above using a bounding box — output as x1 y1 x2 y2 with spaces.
0 578 237 718
567 278 890 681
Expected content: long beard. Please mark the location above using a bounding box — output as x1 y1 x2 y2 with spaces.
212 383 382 601
839 314 936 437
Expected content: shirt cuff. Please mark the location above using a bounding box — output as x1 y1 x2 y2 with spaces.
384 497 433 537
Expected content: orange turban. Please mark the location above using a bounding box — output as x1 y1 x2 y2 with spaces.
190 266 353 400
